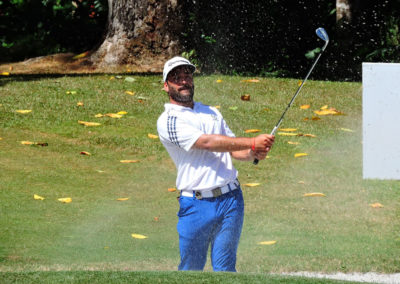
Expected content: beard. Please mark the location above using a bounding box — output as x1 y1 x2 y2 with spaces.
168 84 195 104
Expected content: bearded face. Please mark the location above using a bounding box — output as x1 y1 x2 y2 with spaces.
165 66 195 106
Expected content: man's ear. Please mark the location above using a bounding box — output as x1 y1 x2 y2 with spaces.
163 82 169 92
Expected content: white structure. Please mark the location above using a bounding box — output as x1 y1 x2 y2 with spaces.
363 63 400 179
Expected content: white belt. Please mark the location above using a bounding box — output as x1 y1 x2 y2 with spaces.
180 179 240 199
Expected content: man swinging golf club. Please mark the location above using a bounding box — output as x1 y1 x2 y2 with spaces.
157 56 275 271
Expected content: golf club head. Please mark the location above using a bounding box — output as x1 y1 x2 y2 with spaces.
316 27 329 50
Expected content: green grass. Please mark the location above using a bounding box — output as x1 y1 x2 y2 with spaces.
0 74 399 282
0 271 362 284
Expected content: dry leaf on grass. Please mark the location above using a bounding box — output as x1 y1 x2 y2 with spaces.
131 234 148 239
300 105 310 109
117 198 129 201
288 141 300 145
16 110 32 114
76 102 84 107
241 94 250 101
120 160 140 163
125 91 135 96
242 79 260 83
245 129 260 133
34 194 45 200
168 188 177 192
148 134 159 139
294 153 308 158
244 183 261 187
340 128 354 132
58 197 72 203
80 151 91 156
278 132 298 136
370 203 384 208
78 121 101 127
216 79 223 83
258 240 277 245
304 193 326 197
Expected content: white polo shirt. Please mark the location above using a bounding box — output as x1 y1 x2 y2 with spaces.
157 102 238 191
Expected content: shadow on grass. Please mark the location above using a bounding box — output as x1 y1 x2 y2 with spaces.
0 73 160 87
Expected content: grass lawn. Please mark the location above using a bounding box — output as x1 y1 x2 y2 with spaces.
0 74 399 281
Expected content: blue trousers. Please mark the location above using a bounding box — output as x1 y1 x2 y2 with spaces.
177 188 244 272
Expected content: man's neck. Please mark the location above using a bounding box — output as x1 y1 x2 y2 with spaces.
169 99 194 109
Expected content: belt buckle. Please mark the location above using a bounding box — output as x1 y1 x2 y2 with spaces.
195 191 202 200
212 187 222 197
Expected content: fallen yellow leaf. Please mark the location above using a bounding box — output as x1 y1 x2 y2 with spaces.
78 121 101 126
298 181 306 184
148 134 159 139
120 160 140 163
214 105 221 109
117 198 129 201
1 72 10 76
321 105 329 110
245 129 261 133
72 51 89 59
277 132 298 136
16 110 32 114
294 153 308 158
105 113 123 118
340 128 354 132
117 111 128 115
34 194 45 200
300 104 310 109
76 102 84 107
279 128 297 132
216 79 223 83
258 240 277 245
66 91 77 95
298 80 304 86
58 197 72 203
125 91 135 96
80 151 91 156
131 234 148 239
242 79 260 83
304 193 326 197
168 188 177 192
95 114 104 118
21 141 35 145
303 134 317 138
370 203 384 208
244 183 260 187
288 141 300 145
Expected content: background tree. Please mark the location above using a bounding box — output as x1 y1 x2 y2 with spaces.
89 0 186 71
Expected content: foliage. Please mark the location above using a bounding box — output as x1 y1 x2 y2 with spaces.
0 0 107 63
181 0 400 81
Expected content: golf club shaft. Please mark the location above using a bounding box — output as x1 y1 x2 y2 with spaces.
253 48 326 165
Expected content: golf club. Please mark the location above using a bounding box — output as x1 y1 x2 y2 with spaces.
253 27 329 165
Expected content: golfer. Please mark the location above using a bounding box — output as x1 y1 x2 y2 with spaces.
157 56 274 272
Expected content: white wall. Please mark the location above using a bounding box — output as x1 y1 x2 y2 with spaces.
363 63 400 180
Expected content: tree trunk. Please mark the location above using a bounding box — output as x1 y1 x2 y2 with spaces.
90 0 185 72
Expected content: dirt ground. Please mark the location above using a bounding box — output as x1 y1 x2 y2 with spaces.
0 52 164 75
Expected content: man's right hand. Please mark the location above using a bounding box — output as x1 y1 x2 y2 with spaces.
254 134 275 152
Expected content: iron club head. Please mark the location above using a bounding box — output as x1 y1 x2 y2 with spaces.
316 27 329 51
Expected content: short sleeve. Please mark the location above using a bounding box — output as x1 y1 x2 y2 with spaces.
157 114 204 152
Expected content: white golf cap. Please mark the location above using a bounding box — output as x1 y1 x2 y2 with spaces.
163 56 196 82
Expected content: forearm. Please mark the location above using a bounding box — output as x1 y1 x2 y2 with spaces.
193 134 253 152
231 149 254 161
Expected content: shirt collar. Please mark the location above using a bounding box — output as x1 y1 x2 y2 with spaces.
164 102 199 112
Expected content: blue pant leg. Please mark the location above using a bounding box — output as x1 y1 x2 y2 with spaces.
211 189 244 272
177 196 215 271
